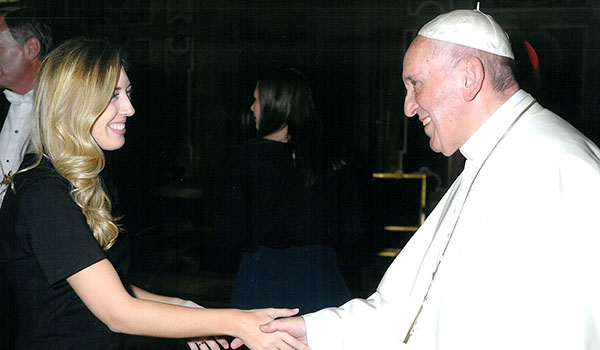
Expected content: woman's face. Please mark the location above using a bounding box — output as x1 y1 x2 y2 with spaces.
250 85 260 130
91 68 134 150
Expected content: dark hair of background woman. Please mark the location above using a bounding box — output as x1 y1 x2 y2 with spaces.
256 68 342 187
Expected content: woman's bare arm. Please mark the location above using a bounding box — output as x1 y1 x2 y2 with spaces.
67 259 304 350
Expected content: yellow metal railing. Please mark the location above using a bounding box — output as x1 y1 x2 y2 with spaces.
372 171 427 257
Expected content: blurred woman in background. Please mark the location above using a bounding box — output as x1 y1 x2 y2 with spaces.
227 68 366 315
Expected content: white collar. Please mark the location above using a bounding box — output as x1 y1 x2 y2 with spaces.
3 89 33 105
460 90 528 162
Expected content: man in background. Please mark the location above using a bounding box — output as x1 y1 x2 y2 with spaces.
0 6 53 349
0 6 52 207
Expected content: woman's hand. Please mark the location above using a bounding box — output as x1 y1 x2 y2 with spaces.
232 308 308 350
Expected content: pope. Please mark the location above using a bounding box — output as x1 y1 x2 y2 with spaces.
252 6 600 350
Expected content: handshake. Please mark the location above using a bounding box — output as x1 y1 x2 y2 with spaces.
233 309 308 350
189 308 309 350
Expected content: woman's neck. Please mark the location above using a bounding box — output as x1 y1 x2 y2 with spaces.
263 126 289 143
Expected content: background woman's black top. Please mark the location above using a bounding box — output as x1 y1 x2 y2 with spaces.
226 138 366 252
226 138 367 313
0 156 131 350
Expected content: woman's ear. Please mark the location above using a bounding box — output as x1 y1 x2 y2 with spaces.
24 37 41 60
462 56 484 101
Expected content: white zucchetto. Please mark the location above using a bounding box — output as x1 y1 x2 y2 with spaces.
418 8 514 59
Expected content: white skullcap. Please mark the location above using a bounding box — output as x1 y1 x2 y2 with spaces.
418 8 514 59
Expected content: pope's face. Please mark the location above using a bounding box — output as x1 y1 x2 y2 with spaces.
402 36 468 157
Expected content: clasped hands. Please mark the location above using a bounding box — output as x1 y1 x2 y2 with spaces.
230 313 309 350
185 304 309 350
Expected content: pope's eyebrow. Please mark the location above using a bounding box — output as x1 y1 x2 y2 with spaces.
403 75 418 86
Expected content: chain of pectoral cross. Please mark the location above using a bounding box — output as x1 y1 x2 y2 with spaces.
403 99 536 343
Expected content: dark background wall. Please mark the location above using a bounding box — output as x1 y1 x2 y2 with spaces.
3 1 598 348
15 0 595 226
8 0 600 301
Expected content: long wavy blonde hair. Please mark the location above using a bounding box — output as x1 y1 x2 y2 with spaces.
29 38 124 250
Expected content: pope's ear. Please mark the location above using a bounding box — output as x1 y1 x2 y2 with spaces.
24 37 41 60
462 56 484 101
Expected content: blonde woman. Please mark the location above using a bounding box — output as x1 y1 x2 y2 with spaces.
0 38 306 350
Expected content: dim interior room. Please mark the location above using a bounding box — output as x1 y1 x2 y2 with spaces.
3 0 600 348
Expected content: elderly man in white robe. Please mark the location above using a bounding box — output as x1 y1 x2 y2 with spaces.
251 6 600 350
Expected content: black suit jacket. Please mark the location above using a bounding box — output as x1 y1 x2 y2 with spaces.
0 91 9 130
0 90 15 350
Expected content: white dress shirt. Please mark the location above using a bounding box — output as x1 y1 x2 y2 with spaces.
0 89 34 206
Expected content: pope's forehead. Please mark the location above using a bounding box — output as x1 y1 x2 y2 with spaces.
402 38 442 83
403 37 434 66
407 36 432 54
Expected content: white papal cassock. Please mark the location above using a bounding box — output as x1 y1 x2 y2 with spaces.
302 90 600 350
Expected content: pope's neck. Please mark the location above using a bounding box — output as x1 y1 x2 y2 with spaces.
489 84 520 112
468 83 520 132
